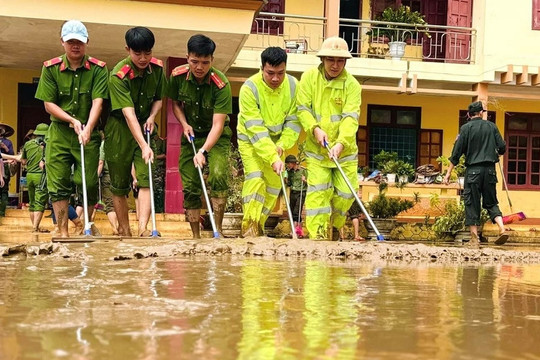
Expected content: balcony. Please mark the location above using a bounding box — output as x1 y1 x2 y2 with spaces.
241 12 476 65
340 19 477 64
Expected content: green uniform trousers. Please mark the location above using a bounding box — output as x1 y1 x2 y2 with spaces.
45 122 100 205
180 128 231 209
27 172 48 212
305 159 357 239
104 117 151 196
463 164 502 226
238 140 282 234
100 170 114 214
153 164 165 213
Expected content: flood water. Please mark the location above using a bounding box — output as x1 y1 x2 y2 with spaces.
2 239 540 359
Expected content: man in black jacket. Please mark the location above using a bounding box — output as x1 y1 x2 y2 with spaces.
444 101 508 246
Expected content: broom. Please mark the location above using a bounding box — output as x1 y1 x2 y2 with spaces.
498 159 526 224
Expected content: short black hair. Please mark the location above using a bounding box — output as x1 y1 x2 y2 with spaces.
125 27 155 52
261 47 287 67
187 34 216 57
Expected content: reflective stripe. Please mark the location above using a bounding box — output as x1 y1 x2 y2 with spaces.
306 207 332 216
305 151 324 160
262 207 271 215
336 188 354 199
330 114 342 122
333 209 347 217
308 183 332 192
266 124 283 133
315 114 322 121
266 186 281 196
250 131 269 143
243 193 265 204
342 112 359 120
285 115 298 121
245 171 263 181
245 80 259 104
237 133 249 142
245 119 264 128
287 74 296 99
284 121 301 133
338 154 358 163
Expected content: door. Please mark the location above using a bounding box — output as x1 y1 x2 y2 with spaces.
446 0 472 63
340 0 362 55
422 0 447 61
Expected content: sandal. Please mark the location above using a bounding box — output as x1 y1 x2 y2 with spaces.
354 236 366 242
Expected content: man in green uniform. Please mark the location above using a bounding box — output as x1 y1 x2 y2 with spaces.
237 47 300 237
296 36 362 240
105 26 166 237
168 34 232 239
151 125 166 213
444 101 508 246
285 155 307 237
35 20 108 238
21 123 49 232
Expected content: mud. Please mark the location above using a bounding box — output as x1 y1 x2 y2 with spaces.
2 237 540 264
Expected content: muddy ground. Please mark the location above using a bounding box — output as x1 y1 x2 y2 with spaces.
2 237 540 264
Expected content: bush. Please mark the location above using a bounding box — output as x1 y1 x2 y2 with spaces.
367 183 416 219
431 200 489 237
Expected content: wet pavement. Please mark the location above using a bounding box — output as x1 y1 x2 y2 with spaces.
2 234 540 359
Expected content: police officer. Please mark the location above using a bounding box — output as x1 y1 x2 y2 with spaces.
444 101 508 246
21 123 49 232
35 20 108 238
237 47 300 237
0 123 14 216
168 34 232 239
105 27 166 237
296 36 362 240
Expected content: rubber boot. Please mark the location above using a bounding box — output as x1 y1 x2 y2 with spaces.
211 198 226 236
185 209 201 239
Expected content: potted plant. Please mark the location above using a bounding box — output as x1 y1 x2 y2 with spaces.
374 150 398 171
382 159 400 183
431 200 489 241
365 182 416 239
374 5 430 60
358 166 371 182
437 154 466 186
396 160 415 184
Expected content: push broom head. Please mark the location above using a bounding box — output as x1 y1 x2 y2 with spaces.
502 212 527 225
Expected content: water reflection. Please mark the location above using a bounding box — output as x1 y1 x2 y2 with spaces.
2 251 540 359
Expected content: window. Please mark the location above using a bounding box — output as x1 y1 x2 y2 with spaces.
251 0 284 35
505 112 540 189
357 126 368 167
534 0 540 30
419 130 442 170
367 105 421 169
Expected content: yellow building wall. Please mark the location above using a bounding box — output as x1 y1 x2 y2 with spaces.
0 68 41 194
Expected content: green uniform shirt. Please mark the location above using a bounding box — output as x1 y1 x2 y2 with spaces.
21 138 45 174
287 167 307 191
109 57 166 124
167 65 232 134
35 54 109 124
449 117 506 166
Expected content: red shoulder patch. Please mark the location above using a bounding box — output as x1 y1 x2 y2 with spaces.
210 72 226 89
172 65 189 77
150 57 163 67
115 64 131 79
88 57 106 68
43 57 63 68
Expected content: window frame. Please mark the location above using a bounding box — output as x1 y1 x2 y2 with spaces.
504 111 540 190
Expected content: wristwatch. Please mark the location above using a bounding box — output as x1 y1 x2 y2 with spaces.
199 148 208 156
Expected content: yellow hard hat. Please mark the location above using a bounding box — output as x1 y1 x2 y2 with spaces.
316 36 352 58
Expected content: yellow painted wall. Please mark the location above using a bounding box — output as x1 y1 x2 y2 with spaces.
0 68 41 194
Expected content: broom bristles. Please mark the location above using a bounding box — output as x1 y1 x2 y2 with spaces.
502 212 527 225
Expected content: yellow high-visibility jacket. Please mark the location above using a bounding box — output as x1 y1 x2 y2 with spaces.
296 64 361 167
237 71 300 165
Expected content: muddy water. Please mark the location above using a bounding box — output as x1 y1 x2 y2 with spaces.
2 238 540 359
